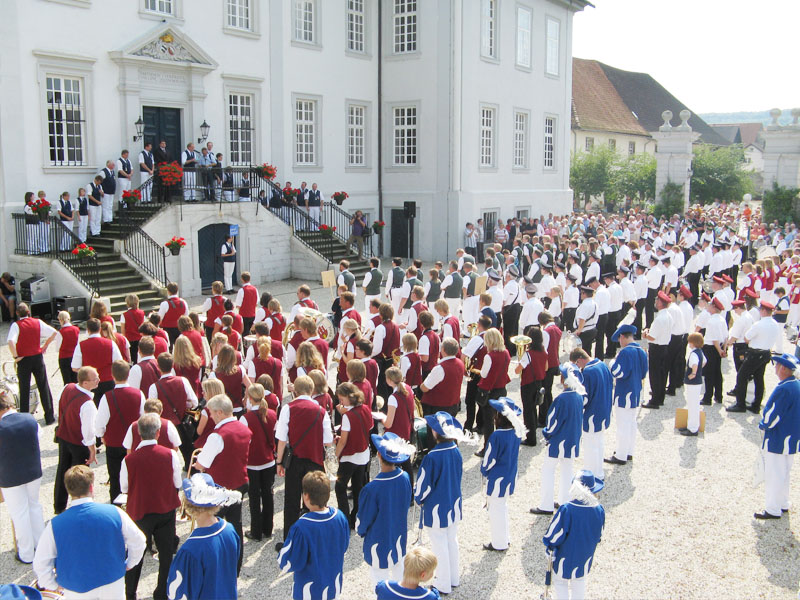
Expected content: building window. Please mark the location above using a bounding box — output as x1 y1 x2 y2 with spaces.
144 0 172 14
347 104 366 166
516 208 529 220
608 139 616 151
482 211 498 241
227 0 250 30
294 0 316 44
295 99 317 165
516 6 532 68
585 137 594 151
393 106 417 166
481 0 498 60
628 141 636 155
545 17 560 76
480 106 496 167
543 116 556 169
393 0 417 54
46 76 86 166
347 0 365 53
513 111 528 168
228 93 253 166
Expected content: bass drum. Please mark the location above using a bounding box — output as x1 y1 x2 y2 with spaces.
560 332 580 359
412 417 428 466
316 315 336 344
1 361 40 415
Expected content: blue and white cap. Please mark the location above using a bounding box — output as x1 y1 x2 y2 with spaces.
181 473 242 508
371 432 415 464
771 353 800 371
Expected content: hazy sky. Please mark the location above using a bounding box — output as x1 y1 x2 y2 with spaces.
572 0 799 114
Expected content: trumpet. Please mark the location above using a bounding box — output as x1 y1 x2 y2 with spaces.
466 323 478 338
463 353 481 376
392 348 402 366
510 334 532 361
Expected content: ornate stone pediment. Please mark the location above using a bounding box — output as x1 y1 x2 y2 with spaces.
113 24 217 68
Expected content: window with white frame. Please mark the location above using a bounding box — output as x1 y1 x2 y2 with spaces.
46 75 86 166
585 137 594 151
295 99 317 165
347 0 365 53
393 0 417 54
480 106 496 167
227 0 251 30
545 17 560 76
347 104 366 166
144 0 173 14
516 208 529 220
513 111 528 168
481 0 498 59
228 93 253 165
516 6 532 68
294 0 316 44
543 116 555 169
393 106 417 166
628 141 636 155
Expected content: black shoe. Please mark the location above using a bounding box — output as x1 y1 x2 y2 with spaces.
44 416 55 426
679 428 698 437
529 507 554 516
726 390 737 397
700 400 712 406
726 405 746 413
604 455 627 465
782 509 789 513
245 531 262 541
274 542 284 552
714 398 723 404
474 449 486 458
641 402 660 409
520 440 536 447
754 511 781 520
665 389 676 397
482 543 507 552
627 455 634 462
747 405 761 414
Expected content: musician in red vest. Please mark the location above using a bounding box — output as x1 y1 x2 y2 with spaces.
123 398 181 453
266 298 286 344
274 375 333 551
383 366 416 488
539 311 564 424
121 413 182 600
420 338 464 419
94 361 146 504
235 271 259 336
371 303 401 402
338 291 362 336
434 298 461 341
196 393 252 572
6 302 57 423
356 339 380 394
463 315 490 432
289 284 319 323
120 293 145 364
404 287 429 340
127 336 160 394
72 317 123 405
249 321 284 363
54 366 100 513
286 318 329 379
417 311 440 381
246 336 284 402
149 352 198 468
55 310 80 386
475 328 511 457
140 321 169 356
284 315 305 383
201 281 227 342
177 315 207 370
157 282 188 348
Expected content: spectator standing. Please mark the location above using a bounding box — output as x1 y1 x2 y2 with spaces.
221 235 237 293
308 183 324 227
1 272 17 322
348 211 368 259
464 223 478 259
494 220 509 248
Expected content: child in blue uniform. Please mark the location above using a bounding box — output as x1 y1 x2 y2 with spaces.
578 344 613 487
607 325 648 465
167 474 242 600
376 547 440 599
357 432 415 584
278 470 350 599
481 397 525 551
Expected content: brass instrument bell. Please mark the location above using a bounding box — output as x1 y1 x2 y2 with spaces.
510 334 532 361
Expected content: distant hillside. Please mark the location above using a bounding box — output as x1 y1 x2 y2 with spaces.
700 110 793 126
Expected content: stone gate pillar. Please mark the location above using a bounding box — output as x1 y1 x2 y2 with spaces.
762 108 800 190
652 109 700 211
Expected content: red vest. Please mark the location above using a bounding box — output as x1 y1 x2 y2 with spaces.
124 444 180 521
342 404 372 456
442 316 461 341
80 336 115 381
130 417 175 450
180 330 206 367
387 384 414 440
15 318 42 357
154 333 169 357
58 325 80 359
479 350 511 391
206 296 226 327
193 409 213 449
341 308 362 328
268 313 286 343
353 380 374 410
136 358 161 395
224 311 244 335
545 324 563 369
252 356 283 401
114 333 131 364
161 297 186 328
288 397 325 465
337 337 357 382
123 309 145 342
206 420 252 489
238 285 258 318
298 297 318 310
379 321 400 359
215 367 246 409
270 338 284 362
522 349 548 385
310 337 330 367
154 376 190 424
175 364 202 397
266 392 280 412
370 314 381 330
420 330 440 372
364 359 379 394
422 357 463 407
313 393 332 412
103 386 142 447
412 302 428 339
243 409 276 466
404 352 423 386
57 385 92 446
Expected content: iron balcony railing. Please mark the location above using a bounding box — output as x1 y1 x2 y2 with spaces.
117 208 168 288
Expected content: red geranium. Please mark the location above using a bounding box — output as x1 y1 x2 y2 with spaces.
256 163 277 180
122 189 142 204
72 243 96 258
165 236 187 250
159 162 183 186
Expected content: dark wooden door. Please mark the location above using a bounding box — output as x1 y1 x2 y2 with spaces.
143 107 181 160
390 209 409 258
198 223 237 290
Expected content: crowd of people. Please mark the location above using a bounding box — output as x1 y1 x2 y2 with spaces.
2 200 800 599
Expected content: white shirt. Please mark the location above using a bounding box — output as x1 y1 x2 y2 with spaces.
519 296 544 332
606 282 623 312
33 498 146 592
563 285 579 309
127 356 156 391
122 419 181 450
57 385 97 446
442 319 458 341
648 309 673 345
148 375 199 411
646 268 662 290
745 317 781 352
667 304 687 336
337 272 357 294
120 439 182 494
488 285 504 312
196 416 239 469
463 334 485 360
729 311 755 341
94 384 146 438
422 355 456 390
575 298 598 330
663 266 679 288
684 252 704 275
6 317 57 345
620 278 637 304
568 264 583 285
594 286 610 315
586 262 600 282
678 301 694 334
705 313 728 345
371 323 388 357
406 301 423 333
362 270 375 291
503 280 523 306
274 396 334 444
536 275 555 299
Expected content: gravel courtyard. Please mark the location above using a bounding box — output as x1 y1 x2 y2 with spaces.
2 278 799 599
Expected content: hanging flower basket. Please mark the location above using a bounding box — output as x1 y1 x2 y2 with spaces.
332 191 349 206
72 243 96 262
29 199 52 221
319 224 336 237
158 161 184 187
283 187 299 202
372 220 385 235
255 163 277 180
122 189 141 206
165 236 186 256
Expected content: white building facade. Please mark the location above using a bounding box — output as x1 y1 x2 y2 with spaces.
0 0 587 269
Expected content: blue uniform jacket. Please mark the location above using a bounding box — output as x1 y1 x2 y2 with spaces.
376 581 441 599
414 441 463 528
480 428 521 498
356 468 412 568
609 343 648 409
581 359 613 433
542 500 605 580
543 390 583 458
760 376 800 455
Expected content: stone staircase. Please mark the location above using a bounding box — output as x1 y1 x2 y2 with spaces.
295 230 371 279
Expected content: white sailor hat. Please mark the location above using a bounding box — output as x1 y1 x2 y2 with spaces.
181 473 242 508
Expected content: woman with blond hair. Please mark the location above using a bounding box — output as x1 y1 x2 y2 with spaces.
210 332 240 370
174 336 203 397
101 319 130 363
194 379 225 450
246 335 284 401
308 369 333 414
336 318 361 384
209 345 252 414
120 293 144 363
266 298 286 343
178 315 209 370
255 374 280 412
475 328 511 457
334 382 372 528
295 341 325 379
54 311 80 385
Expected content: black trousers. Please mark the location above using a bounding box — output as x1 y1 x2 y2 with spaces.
578 328 597 355
502 304 522 353
283 457 323 540
687 272 701 307
605 309 621 357
632 299 645 339
93 380 115 406
702 345 723 403
243 317 255 336
732 342 748 372
129 340 140 365
464 375 481 431
478 387 505 450
540 366 560 427
17 354 54 421
593 315 608 359
247 466 276 539
562 308 577 333
335 461 366 528
205 325 215 343
106 446 127 504
217 483 248 574
165 327 180 349
58 357 77 386
645 288 658 328
520 382 541 444
125 511 176 600
666 335 685 391
648 343 669 406
734 349 771 409
54 440 90 513
376 356 393 404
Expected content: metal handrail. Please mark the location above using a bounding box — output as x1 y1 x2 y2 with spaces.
322 201 375 258
118 209 168 287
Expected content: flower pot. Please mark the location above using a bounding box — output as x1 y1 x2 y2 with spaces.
334 198 345 206
169 246 181 256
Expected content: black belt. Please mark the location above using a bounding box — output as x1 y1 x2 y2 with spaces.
748 348 771 355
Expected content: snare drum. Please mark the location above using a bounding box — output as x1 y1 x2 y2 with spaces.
413 417 428 456
243 335 258 354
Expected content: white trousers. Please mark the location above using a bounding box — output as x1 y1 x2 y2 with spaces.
390 288 402 318
88 205 102 236
399 307 413 326
223 190 234 203
787 304 800 329
426 523 459 594
139 173 152 202
614 406 638 460
582 429 605 481
223 261 236 292
462 296 480 327
364 294 380 312
487 495 510 550
38 222 50 253
445 298 462 322
62 577 124 600
765 452 794 517
540 456 574 511
553 573 587 600
59 220 74 251
369 558 404 585
1 478 45 562
309 206 321 228
26 224 39 254
101 192 113 222
183 171 196 201
77 215 88 242
685 384 703 433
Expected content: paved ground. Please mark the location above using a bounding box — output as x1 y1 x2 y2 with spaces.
2 278 800 599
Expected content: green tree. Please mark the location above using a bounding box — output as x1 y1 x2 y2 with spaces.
763 182 800 225
690 144 754 205
613 152 656 205
570 146 619 208
653 181 684 219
